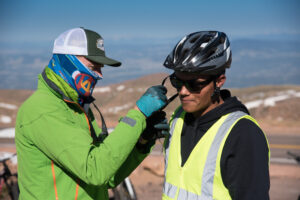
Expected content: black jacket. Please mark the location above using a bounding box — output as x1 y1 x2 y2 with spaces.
180 90 270 200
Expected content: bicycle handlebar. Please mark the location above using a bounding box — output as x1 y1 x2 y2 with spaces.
287 151 300 164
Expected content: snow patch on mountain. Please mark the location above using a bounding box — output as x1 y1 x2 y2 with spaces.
0 102 17 110
93 87 111 93
245 90 300 109
0 115 12 123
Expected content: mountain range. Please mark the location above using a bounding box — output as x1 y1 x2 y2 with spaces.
0 38 299 89
0 73 299 135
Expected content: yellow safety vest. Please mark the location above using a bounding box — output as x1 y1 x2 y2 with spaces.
163 107 269 200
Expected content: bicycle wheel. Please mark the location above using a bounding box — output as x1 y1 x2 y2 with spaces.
9 181 19 200
112 178 137 200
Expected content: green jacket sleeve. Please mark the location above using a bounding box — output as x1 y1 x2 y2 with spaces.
107 146 149 188
22 108 146 186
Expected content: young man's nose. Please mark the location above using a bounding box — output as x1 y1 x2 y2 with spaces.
179 85 190 96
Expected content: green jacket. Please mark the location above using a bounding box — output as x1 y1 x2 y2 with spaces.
15 67 148 200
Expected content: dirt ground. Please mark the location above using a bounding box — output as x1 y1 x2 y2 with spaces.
1 139 300 200
259 122 300 136
129 155 300 200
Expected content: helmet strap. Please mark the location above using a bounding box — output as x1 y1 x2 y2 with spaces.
211 79 221 103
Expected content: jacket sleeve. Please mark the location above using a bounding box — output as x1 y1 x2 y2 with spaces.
221 118 270 200
22 108 146 186
107 146 150 188
107 127 157 188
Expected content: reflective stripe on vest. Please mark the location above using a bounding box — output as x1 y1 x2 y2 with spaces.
163 182 178 199
164 107 184 174
200 111 246 199
163 110 249 200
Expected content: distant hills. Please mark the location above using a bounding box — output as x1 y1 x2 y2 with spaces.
0 73 299 134
226 39 300 87
0 38 299 89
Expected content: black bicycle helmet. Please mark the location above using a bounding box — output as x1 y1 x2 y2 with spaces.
163 31 232 75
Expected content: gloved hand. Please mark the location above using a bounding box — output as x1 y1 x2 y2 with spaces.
141 111 169 141
136 85 168 117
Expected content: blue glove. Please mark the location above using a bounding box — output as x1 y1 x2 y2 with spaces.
136 85 168 117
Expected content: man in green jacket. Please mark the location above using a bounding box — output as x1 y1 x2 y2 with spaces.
15 27 168 199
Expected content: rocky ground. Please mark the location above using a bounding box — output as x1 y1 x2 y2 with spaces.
1 128 300 200
1 146 300 200
130 154 300 200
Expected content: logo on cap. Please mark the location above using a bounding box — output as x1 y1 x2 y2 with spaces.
96 39 105 51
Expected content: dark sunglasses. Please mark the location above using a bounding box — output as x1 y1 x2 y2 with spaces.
169 73 213 92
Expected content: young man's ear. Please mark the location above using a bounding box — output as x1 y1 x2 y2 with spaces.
216 74 226 88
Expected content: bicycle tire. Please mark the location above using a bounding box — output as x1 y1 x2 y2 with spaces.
9 181 19 200
112 178 137 200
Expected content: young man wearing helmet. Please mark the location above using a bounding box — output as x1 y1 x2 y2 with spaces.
162 31 270 199
15 27 168 199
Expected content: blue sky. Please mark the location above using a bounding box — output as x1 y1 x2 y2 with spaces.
1 0 299 44
0 0 300 89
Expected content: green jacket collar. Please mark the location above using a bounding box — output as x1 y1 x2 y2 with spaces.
40 67 79 103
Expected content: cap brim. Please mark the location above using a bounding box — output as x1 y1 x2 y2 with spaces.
85 55 121 67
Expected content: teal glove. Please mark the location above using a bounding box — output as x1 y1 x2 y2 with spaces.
136 85 168 117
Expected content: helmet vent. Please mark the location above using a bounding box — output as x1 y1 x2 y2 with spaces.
182 49 189 59
220 36 225 43
190 36 199 43
204 48 217 60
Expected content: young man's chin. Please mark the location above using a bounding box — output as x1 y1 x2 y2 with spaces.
182 104 198 114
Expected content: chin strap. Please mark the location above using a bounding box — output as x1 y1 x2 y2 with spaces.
211 79 221 103
160 75 179 110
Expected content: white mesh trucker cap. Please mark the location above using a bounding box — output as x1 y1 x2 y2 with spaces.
53 27 121 67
